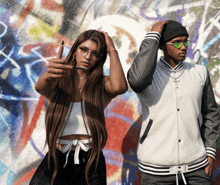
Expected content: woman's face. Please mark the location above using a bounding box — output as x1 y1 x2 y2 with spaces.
75 40 102 71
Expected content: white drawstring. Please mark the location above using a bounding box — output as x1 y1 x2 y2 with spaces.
176 173 179 185
58 139 92 167
181 172 187 185
176 172 187 185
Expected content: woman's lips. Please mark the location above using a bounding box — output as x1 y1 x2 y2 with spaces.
82 62 89 67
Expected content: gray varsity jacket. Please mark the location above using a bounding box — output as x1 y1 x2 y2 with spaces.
127 32 220 175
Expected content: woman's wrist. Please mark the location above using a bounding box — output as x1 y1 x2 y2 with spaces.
108 48 117 54
45 72 52 81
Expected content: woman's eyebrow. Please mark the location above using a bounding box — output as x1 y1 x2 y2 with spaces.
79 45 88 48
79 45 98 52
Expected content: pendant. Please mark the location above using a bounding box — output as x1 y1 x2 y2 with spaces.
78 85 81 89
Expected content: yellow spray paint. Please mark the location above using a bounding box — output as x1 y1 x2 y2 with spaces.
29 19 59 41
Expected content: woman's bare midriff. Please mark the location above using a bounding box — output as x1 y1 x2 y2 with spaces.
56 134 92 151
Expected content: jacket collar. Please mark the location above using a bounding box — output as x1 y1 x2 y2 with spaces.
160 57 184 71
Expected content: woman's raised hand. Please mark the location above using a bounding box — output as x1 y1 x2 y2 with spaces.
46 41 73 80
100 31 116 53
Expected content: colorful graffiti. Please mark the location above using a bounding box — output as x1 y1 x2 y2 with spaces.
0 0 220 184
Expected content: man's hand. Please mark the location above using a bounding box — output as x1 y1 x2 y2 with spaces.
205 156 214 176
151 21 169 34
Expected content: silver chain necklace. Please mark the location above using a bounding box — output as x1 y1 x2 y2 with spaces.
74 76 87 89
74 76 88 79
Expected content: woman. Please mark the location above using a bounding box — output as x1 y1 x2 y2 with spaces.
30 30 128 185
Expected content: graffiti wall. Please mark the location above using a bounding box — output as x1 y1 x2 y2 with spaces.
0 0 220 184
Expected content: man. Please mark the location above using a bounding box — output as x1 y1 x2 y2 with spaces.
127 20 220 185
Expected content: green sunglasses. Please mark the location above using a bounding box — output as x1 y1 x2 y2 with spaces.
166 40 192 49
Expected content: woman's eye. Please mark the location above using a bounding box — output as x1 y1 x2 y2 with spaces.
80 47 88 52
92 52 98 56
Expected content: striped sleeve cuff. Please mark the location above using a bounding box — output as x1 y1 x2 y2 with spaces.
144 31 161 42
206 147 217 160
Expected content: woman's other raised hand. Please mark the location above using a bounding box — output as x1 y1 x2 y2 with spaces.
46 41 73 80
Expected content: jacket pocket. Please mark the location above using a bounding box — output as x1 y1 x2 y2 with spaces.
140 119 153 144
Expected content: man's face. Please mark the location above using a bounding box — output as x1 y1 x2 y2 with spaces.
161 35 189 62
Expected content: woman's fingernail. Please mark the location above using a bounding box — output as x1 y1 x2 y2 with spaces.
73 66 85 70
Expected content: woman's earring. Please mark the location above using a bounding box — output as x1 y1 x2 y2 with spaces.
71 54 76 62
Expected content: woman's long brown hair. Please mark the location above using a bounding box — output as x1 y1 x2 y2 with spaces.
45 30 108 185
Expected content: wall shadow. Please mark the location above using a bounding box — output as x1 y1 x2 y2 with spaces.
121 115 142 185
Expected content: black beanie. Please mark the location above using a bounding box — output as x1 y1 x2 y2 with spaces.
160 20 189 45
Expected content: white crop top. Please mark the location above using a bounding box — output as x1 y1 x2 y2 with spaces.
58 101 91 137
